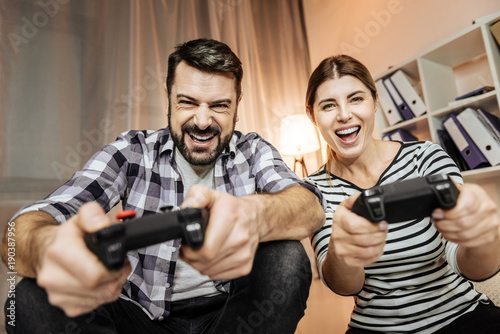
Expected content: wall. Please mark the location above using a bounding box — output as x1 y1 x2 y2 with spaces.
298 0 500 174
303 0 500 75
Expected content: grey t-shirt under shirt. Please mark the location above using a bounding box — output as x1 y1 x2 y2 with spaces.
171 148 222 302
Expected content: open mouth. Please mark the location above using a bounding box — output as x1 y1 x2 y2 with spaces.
335 126 360 142
189 133 216 143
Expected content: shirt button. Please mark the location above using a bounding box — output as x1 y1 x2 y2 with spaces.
158 316 164 321
171 247 177 253
165 283 171 288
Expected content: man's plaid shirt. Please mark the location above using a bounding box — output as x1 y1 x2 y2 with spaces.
14 127 324 320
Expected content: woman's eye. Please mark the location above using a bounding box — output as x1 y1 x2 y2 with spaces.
322 103 335 111
351 96 364 103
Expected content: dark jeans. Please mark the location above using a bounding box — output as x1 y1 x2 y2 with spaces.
5 240 312 334
345 300 500 334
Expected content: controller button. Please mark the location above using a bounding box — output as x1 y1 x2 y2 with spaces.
365 187 383 197
436 184 454 204
116 210 137 220
160 205 175 212
428 174 447 184
186 222 203 243
366 197 384 220
104 241 124 266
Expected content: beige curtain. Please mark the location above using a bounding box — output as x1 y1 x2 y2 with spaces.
0 0 312 220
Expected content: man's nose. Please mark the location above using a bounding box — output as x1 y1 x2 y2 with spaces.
193 105 212 130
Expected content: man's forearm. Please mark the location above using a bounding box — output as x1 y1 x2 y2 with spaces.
1 211 58 278
248 185 325 242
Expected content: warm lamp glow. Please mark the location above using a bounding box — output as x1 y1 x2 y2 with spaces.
280 114 320 156
280 114 320 176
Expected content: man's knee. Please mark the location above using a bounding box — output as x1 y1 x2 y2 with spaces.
249 240 312 326
5 278 54 332
6 278 48 311
253 240 312 291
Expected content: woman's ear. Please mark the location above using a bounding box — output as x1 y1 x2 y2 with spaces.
306 106 316 125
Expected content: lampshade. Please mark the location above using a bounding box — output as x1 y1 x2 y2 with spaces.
280 114 320 156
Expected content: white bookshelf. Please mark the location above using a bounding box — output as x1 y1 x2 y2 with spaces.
375 11 500 184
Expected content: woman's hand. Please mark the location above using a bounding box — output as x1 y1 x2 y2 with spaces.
432 182 500 280
322 194 388 295
432 183 499 248
331 194 388 268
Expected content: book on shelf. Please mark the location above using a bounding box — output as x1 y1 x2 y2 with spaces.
376 70 427 126
491 19 500 46
376 79 403 126
437 129 470 172
382 76 415 121
389 70 426 117
441 113 490 170
476 108 500 142
382 128 418 142
454 86 494 101
457 108 500 166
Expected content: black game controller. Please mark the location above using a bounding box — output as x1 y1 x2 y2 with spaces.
351 174 459 223
85 207 208 270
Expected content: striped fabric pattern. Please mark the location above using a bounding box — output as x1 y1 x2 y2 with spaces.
305 141 489 333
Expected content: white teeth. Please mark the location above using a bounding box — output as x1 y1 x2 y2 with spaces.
192 134 213 141
336 126 360 135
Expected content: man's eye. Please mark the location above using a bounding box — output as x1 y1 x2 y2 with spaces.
211 104 229 112
179 101 196 108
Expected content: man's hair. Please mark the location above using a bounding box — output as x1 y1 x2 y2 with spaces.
166 38 243 99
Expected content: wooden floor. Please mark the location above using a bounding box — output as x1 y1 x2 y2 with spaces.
296 278 354 334
296 240 354 334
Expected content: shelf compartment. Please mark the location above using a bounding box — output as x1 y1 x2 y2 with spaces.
380 115 430 142
419 25 497 112
462 165 500 182
431 90 499 117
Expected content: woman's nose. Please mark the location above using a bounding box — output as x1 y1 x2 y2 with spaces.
337 105 352 122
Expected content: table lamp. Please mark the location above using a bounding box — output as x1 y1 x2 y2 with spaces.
280 114 320 176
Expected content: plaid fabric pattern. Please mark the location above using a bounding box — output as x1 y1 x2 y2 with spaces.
16 127 323 320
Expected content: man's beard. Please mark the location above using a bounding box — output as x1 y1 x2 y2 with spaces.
168 108 237 166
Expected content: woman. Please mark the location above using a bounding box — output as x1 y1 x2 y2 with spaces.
304 54 500 333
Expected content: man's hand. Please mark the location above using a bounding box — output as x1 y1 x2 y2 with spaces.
36 202 131 317
180 184 260 280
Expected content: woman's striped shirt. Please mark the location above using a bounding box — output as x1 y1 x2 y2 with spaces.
305 141 489 333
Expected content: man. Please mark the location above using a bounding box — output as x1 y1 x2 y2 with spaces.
2 38 325 333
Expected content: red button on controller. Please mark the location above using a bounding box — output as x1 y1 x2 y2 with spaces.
116 210 136 221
